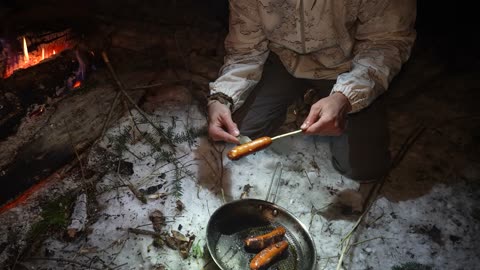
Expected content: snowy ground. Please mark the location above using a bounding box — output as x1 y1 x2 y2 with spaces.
11 95 479 270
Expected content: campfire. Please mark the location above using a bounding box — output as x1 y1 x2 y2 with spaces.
1 29 76 78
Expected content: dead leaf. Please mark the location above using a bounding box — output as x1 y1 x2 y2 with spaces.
176 200 185 212
171 230 189 242
152 264 166 270
179 234 196 259
149 210 166 232
153 237 165 248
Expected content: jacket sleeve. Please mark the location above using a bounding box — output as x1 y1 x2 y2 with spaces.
331 0 417 113
209 0 270 112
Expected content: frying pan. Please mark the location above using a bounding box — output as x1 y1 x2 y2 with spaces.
206 163 316 270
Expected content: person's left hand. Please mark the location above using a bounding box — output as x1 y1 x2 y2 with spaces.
300 92 352 136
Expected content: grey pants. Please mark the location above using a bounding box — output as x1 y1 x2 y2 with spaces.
233 54 390 181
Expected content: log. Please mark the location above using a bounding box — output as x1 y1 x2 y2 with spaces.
0 63 147 205
67 193 87 238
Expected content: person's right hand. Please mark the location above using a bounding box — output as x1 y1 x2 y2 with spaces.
208 101 240 144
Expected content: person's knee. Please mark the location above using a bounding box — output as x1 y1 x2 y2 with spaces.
332 153 391 181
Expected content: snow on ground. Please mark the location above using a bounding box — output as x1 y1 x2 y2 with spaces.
24 99 480 270
349 183 480 270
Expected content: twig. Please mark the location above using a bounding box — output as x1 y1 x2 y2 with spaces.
126 182 147 204
116 165 147 204
206 200 211 216
25 257 107 270
126 228 164 239
109 238 128 265
221 188 226 204
210 142 226 187
115 158 146 204
336 235 351 270
101 51 176 149
308 204 316 231
111 262 129 269
321 257 334 270
64 120 87 184
100 91 122 139
199 153 218 179
303 170 314 188
319 255 340 260
11 248 22 270
128 80 189 90
78 254 113 270
349 236 387 247
136 153 190 187
202 258 214 269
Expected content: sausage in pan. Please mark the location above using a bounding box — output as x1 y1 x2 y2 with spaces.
249 240 289 270
244 226 286 250
227 136 272 160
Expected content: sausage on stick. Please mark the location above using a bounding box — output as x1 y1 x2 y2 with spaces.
227 130 302 160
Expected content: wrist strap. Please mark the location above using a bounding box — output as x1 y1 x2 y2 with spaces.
207 92 234 111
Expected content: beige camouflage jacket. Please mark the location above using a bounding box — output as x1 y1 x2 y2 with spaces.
209 0 417 113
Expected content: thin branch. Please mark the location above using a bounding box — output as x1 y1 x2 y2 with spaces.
128 80 189 90
303 170 314 188
111 262 129 269
100 91 122 139
126 228 164 239
116 161 147 204
336 236 351 270
135 153 190 188
64 120 88 187
308 204 316 231
349 236 388 247
101 51 176 149
25 257 107 270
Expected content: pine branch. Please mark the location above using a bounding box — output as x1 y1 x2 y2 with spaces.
101 51 205 201
108 126 133 156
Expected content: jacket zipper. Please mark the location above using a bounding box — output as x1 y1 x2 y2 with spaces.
299 0 307 54
292 0 307 75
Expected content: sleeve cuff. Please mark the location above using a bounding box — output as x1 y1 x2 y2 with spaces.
331 84 370 114
207 92 234 111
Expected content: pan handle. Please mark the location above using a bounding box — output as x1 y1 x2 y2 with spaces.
265 161 283 203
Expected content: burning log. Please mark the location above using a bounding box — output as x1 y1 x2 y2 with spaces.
0 58 146 206
0 45 94 141
1 28 78 79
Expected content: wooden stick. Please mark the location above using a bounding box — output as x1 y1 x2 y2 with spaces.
25 257 107 270
67 193 88 238
101 51 176 149
128 80 189 90
271 129 303 141
100 91 122 138
126 228 164 238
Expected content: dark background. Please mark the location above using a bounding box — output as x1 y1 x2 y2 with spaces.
0 0 478 72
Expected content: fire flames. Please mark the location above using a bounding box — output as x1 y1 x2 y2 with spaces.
73 80 81 89
3 36 71 78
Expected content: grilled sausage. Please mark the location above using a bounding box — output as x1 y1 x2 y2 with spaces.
249 240 289 270
227 136 272 160
244 226 286 250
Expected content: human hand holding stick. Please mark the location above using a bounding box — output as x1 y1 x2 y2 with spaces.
227 129 303 160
